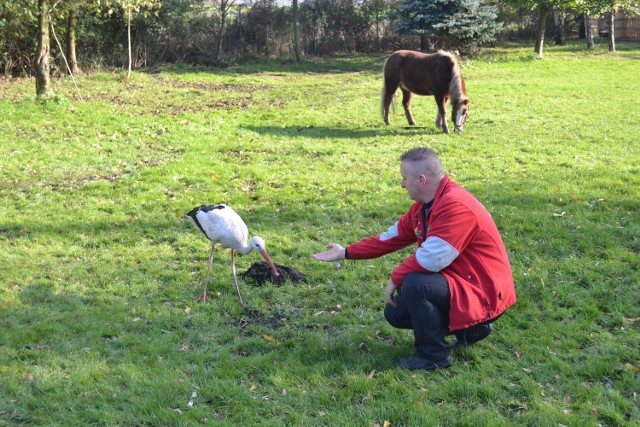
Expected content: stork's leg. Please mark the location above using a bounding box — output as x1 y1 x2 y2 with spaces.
197 245 215 302
230 249 247 307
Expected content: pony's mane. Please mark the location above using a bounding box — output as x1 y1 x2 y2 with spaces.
437 51 467 103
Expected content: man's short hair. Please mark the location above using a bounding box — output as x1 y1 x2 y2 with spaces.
401 147 443 177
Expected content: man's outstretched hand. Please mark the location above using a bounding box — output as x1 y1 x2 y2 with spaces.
312 243 346 262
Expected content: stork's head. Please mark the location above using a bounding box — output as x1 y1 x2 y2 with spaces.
250 236 280 277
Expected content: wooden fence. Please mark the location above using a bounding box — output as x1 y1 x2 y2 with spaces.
598 11 640 39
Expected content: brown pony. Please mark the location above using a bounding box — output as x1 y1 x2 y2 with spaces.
381 50 469 134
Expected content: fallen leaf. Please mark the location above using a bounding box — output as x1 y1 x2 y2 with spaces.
522 368 532 374
263 334 281 343
384 421 391 427
514 351 523 359
368 369 376 378
184 306 191 313
249 384 257 391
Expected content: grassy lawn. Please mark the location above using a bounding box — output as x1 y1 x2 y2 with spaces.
1 40 639 426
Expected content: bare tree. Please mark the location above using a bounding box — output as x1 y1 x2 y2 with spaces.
585 13 595 49
607 8 616 52
214 0 236 63
35 0 51 96
554 11 566 45
66 8 79 75
293 0 301 61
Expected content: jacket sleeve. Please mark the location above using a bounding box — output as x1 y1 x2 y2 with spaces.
346 211 417 260
390 200 478 285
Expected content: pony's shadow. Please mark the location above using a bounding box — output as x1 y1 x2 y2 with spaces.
243 125 442 139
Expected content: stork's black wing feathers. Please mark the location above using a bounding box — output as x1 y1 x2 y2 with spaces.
185 204 226 238
199 204 226 212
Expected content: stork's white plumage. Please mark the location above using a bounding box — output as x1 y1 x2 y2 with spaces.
186 204 279 306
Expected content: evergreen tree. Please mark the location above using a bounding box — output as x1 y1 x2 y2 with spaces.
394 0 502 51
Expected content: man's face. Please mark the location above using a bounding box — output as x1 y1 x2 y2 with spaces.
400 161 423 201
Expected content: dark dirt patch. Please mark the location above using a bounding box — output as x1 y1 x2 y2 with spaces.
238 314 283 330
241 262 307 286
152 76 269 93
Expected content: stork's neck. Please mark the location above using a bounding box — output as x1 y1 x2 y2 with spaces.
237 242 253 255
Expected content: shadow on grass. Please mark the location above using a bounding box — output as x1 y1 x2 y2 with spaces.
144 55 386 77
242 124 442 139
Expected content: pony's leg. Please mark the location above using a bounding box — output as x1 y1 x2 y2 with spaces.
401 88 416 126
381 78 398 125
435 95 449 134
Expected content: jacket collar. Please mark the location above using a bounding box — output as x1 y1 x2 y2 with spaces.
432 174 450 205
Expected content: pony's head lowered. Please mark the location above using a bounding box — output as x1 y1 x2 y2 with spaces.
451 98 469 134
447 55 469 134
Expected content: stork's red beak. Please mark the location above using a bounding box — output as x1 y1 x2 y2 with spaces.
259 249 280 277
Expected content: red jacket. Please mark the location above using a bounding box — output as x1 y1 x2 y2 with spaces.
346 175 516 331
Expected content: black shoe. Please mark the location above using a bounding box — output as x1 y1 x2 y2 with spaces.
393 355 453 371
453 323 493 349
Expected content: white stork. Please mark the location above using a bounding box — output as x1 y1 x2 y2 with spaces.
186 204 280 306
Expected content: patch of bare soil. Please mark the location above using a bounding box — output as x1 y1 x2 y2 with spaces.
241 262 307 286
152 76 268 93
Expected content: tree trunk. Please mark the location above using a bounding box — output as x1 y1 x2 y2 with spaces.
66 9 79 75
215 0 233 63
215 14 226 63
608 9 616 52
35 0 51 96
375 15 380 51
292 0 301 62
534 4 550 58
127 10 132 79
579 13 586 39
585 15 595 50
420 34 436 52
554 12 566 45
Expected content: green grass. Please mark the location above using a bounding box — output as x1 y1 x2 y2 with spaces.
1 40 639 425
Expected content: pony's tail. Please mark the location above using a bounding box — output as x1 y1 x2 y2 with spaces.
381 61 394 120
381 83 394 119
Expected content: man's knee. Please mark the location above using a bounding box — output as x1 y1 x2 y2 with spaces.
384 303 401 327
384 303 411 329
